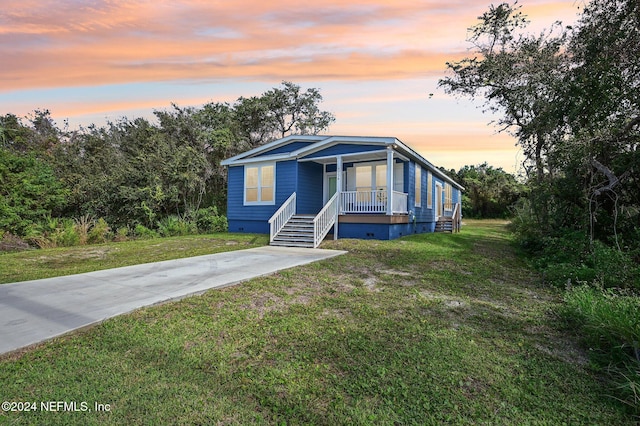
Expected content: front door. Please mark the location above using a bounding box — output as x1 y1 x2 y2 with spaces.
324 172 337 204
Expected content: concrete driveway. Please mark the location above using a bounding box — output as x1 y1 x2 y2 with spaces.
0 245 346 355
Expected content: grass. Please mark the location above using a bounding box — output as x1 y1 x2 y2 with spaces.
0 233 269 284
0 220 636 424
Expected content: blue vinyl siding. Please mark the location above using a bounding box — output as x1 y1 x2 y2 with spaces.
227 161 298 233
296 162 323 214
275 160 297 206
226 166 245 222
304 144 383 159
225 137 462 238
406 161 439 225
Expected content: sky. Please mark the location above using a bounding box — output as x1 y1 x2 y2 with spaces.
0 0 583 174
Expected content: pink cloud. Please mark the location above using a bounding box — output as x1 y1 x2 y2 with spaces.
0 0 504 92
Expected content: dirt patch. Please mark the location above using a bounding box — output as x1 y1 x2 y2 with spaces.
237 291 313 319
379 269 412 277
23 247 115 263
0 233 33 253
418 290 468 308
363 277 379 292
445 300 466 308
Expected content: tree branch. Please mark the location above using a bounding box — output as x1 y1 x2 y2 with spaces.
591 159 630 196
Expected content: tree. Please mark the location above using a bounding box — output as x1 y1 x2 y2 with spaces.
0 147 68 235
440 0 639 258
451 163 526 218
264 81 336 138
439 2 568 228
235 81 335 147
562 0 640 244
2 81 336 235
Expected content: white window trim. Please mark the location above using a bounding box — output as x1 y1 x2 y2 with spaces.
415 164 422 207
427 171 433 209
243 162 276 206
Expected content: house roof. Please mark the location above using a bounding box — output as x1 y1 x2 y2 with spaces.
221 135 463 190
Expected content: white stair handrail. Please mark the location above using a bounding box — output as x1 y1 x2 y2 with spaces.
313 192 339 248
452 202 461 233
268 193 296 243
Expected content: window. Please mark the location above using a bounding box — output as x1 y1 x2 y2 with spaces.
427 171 433 209
244 163 275 205
355 165 373 192
444 183 453 211
415 164 421 207
350 163 387 192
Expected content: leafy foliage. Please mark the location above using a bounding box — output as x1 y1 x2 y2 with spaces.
441 1 640 411
0 82 333 245
440 1 639 253
447 163 526 218
0 147 68 235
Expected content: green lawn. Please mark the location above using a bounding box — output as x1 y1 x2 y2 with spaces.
0 233 269 284
0 221 635 424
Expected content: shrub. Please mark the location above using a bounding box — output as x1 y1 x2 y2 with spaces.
54 218 80 247
114 227 129 242
134 224 158 239
88 218 111 244
508 198 545 251
157 215 195 237
74 215 95 245
589 241 640 291
195 206 228 233
0 148 68 236
29 217 79 248
527 232 640 290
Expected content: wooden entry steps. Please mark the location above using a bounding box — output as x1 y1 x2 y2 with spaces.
270 215 315 248
435 217 454 233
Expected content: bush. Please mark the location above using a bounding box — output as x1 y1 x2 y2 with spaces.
114 227 129 242
195 206 228 233
134 224 158 239
157 215 195 237
525 231 640 290
0 148 68 236
28 217 80 248
74 215 94 245
88 218 111 244
590 241 640 290
508 198 545 251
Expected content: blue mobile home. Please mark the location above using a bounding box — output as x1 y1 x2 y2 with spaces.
221 135 463 247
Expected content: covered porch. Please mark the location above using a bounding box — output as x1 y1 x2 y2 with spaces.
301 145 409 216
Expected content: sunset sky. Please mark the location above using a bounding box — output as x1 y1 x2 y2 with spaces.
1 0 583 174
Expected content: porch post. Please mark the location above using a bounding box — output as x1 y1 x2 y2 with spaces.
336 155 343 214
386 148 393 215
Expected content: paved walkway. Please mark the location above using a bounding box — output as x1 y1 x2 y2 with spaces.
0 246 346 355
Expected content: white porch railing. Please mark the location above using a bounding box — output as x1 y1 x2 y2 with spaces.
268 192 296 243
392 191 408 214
313 192 339 248
340 190 408 214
